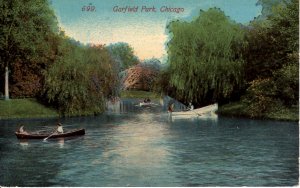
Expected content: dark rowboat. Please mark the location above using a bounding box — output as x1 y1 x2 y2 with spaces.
15 128 85 139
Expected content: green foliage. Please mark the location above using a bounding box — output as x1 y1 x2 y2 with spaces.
0 0 58 97
217 101 249 117
242 78 277 117
243 24 278 81
274 63 299 105
218 101 299 121
0 0 120 116
242 0 299 113
152 67 174 95
43 38 119 116
264 103 299 121
270 0 299 52
85 45 120 98
256 0 283 20
245 0 298 82
167 8 246 105
107 42 139 71
120 90 160 100
141 58 161 70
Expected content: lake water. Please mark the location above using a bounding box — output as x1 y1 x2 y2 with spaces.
0 99 298 186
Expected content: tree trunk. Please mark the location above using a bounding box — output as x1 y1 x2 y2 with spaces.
5 66 9 100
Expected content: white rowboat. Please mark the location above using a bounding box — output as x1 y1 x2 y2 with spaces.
172 103 218 119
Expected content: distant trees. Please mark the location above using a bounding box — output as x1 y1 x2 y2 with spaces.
141 58 161 70
165 8 246 106
255 0 283 20
107 43 139 71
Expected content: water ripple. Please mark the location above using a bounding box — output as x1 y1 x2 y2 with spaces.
0 101 298 186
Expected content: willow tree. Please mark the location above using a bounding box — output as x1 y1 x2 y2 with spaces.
42 38 118 116
167 8 246 105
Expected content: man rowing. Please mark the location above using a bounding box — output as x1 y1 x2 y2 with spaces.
56 123 64 134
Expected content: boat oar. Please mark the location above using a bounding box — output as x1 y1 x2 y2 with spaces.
43 131 57 141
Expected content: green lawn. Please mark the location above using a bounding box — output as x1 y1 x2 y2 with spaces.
0 98 59 119
218 101 299 121
217 102 249 117
120 90 161 100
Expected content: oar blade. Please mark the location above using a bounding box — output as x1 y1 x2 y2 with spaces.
42 131 56 142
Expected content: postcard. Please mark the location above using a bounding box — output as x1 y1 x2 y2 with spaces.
0 0 298 187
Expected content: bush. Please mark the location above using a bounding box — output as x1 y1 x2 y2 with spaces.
242 78 277 117
274 63 299 105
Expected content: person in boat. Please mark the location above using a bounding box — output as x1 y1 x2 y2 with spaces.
56 123 64 134
188 102 194 111
18 125 28 134
168 103 174 120
143 98 151 103
168 103 174 113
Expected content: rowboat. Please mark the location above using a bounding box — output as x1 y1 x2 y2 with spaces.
139 102 152 107
139 102 159 107
15 128 85 139
171 103 218 119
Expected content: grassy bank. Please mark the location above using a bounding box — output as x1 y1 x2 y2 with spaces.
0 98 59 119
218 101 299 121
120 90 161 100
0 91 160 120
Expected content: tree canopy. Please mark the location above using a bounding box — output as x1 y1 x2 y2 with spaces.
107 42 139 71
0 0 58 97
42 38 119 116
0 0 120 116
166 8 246 105
241 0 298 117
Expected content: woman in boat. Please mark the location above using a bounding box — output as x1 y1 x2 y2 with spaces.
56 123 64 134
18 125 28 134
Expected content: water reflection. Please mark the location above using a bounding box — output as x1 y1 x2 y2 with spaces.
107 98 218 124
19 140 29 148
57 138 64 148
106 96 187 114
106 99 140 113
102 113 170 167
86 111 178 186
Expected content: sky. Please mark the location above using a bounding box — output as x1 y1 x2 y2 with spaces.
50 0 262 61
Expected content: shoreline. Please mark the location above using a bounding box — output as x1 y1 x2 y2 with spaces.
217 101 299 122
0 95 298 122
